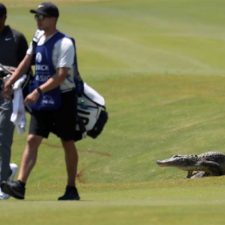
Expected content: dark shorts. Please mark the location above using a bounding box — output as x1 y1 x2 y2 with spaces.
29 90 77 141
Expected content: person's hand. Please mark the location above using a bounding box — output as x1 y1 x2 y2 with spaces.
2 66 16 99
24 89 40 105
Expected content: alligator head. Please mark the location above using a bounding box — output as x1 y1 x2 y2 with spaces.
156 154 199 171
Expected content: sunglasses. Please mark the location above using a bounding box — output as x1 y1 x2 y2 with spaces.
34 14 46 21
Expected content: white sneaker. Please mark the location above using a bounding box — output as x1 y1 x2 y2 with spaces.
8 163 18 181
0 163 18 200
0 188 10 200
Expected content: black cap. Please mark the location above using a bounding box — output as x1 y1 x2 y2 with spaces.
30 2 59 18
0 3 7 17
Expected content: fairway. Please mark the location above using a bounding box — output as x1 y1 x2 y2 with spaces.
1 0 225 224
2 179 225 225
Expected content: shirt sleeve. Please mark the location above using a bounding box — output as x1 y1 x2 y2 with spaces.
53 37 75 69
17 34 29 62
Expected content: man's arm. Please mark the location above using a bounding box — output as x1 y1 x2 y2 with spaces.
4 54 32 98
24 67 69 105
39 67 69 93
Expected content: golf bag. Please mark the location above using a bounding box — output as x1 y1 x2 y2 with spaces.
75 82 108 141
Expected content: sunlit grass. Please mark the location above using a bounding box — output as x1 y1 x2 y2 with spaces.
2 0 225 224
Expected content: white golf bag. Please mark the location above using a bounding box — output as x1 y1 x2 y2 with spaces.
76 83 108 140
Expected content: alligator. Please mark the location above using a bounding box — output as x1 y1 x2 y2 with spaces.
156 151 225 178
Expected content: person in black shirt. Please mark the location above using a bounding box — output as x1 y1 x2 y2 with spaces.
0 3 29 199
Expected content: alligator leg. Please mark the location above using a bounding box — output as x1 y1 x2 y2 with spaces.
190 171 207 179
187 171 208 179
196 160 223 176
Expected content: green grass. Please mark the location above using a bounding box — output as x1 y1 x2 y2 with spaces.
2 0 225 224
2 179 225 225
